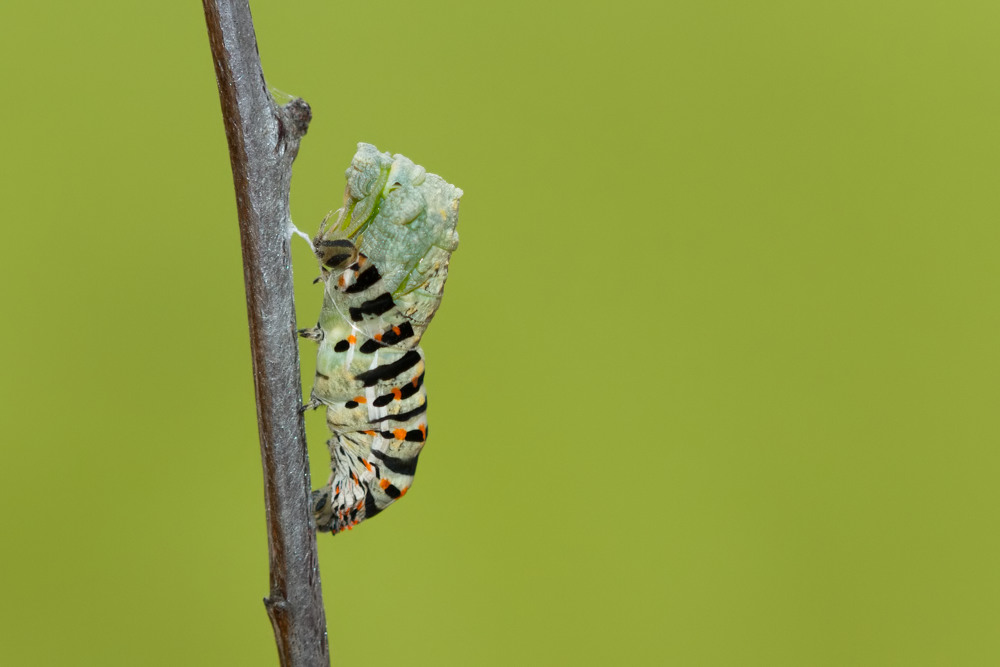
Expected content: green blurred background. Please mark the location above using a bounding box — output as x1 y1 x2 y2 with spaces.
2 1 998 664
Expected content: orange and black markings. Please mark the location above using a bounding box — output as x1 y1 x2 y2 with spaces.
303 143 461 535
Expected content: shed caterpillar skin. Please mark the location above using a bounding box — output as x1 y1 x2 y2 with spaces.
301 143 461 535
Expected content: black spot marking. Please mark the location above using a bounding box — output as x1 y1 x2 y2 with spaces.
399 373 424 400
383 483 402 499
359 339 383 354
370 449 420 477
372 393 395 408
324 253 353 268
316 371 330 380
405 429 425 442
364 489 383 518
345 266 382 294
349 292 395 321
355 350 422 386
345 400 359 409
334 339 350 353
380 430 395 439
380 322 414 345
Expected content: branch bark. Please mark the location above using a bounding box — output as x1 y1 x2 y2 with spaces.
202 1 330 665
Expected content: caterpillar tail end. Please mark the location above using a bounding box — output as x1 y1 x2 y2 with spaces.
311 486 364 535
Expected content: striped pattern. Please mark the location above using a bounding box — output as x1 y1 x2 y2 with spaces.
303 143 461 535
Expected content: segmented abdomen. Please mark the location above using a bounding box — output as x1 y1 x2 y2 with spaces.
309 252 440 534
306 143 460 535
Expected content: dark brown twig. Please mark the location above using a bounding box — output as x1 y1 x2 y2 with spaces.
202 1 330 664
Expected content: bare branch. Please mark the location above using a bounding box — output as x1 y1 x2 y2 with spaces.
202 1 330 664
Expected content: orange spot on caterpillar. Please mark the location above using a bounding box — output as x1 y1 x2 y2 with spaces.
358 256 367 267
351 472 359 484
364 430 376 436
374 333 383 342
411 375 419 387
391 388 402 400
347 335 356 345
352 396 367 404
392 428 407 440
418 423 427 439
392 325 401 335
355 500 364 511
362 459 372 472
338 275 345 287
379 478 390 490
399 487 408 497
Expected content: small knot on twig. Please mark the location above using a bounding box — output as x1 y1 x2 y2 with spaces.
263 595 290 612
283 98 312 137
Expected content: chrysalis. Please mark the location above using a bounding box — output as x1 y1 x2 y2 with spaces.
301 143 461 535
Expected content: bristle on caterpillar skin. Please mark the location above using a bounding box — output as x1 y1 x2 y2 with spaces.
307 143 461 535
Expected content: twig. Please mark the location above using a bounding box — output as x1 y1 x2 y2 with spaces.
202 1 330 665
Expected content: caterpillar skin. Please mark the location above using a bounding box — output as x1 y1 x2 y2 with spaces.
302 143 461 535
